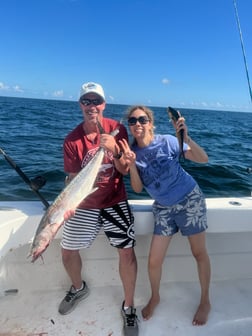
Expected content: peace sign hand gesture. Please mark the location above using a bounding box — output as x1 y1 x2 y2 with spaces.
119 139 136 168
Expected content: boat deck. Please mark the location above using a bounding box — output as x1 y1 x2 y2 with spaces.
1 198 252 335
1 278 252 335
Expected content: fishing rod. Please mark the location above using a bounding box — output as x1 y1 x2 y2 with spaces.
0 147 50 209
233 0 252 103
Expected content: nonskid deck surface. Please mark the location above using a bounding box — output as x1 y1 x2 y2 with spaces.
0 279 252 336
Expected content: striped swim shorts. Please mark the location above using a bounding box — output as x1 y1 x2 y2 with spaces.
61 200 135 250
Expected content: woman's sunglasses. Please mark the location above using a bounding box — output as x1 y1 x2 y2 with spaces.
128 116 150 126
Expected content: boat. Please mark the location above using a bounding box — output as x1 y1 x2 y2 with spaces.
1 197 252 335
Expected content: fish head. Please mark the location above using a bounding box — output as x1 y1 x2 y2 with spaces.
29 231 51 262
168 106 181 122
29 221 58 262
30 242 49 263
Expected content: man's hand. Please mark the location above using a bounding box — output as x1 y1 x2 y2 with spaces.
63 209 75 221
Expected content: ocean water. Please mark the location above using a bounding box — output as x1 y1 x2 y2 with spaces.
0 96 252 202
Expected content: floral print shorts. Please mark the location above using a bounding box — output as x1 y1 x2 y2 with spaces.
152 185 207 236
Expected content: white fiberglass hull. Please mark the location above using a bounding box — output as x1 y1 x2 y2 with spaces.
0 197 252 335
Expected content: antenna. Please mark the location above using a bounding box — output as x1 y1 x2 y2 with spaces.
233 0 252 103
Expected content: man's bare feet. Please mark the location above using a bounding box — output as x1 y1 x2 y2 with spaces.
141 296 160 320
192 302 211 326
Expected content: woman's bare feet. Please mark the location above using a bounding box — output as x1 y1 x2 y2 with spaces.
192 301 211 325
141 296 160 320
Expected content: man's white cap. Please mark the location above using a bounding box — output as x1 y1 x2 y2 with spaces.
79 82 105 101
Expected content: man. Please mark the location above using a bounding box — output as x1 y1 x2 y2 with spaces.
59 82 138 335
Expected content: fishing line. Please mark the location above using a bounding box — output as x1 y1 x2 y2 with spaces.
233 0 252 103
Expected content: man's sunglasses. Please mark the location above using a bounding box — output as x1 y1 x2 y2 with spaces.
80 98 104 106
128 116 150 126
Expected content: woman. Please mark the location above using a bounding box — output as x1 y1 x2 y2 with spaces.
120 105 211 326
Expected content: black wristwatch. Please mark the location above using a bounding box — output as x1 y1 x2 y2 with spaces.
113 151 123 159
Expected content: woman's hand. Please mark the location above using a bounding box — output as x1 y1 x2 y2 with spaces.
119 139 136 167
172 117 190 144
119 139 143 193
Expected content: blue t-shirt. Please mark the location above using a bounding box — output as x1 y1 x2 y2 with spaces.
132 134 197 206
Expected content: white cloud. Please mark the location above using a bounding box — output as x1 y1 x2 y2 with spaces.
13 85 24 93
162 78 170 85
0 82 24 93
52 90 64 97
0 82 9 90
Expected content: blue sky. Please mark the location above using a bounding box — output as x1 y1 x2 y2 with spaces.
1 0 252 112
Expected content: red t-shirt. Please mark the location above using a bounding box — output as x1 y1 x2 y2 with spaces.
63 118 128 209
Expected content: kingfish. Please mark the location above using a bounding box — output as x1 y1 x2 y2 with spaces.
29 147 105 262
167 106 185 161
29 126 119 262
